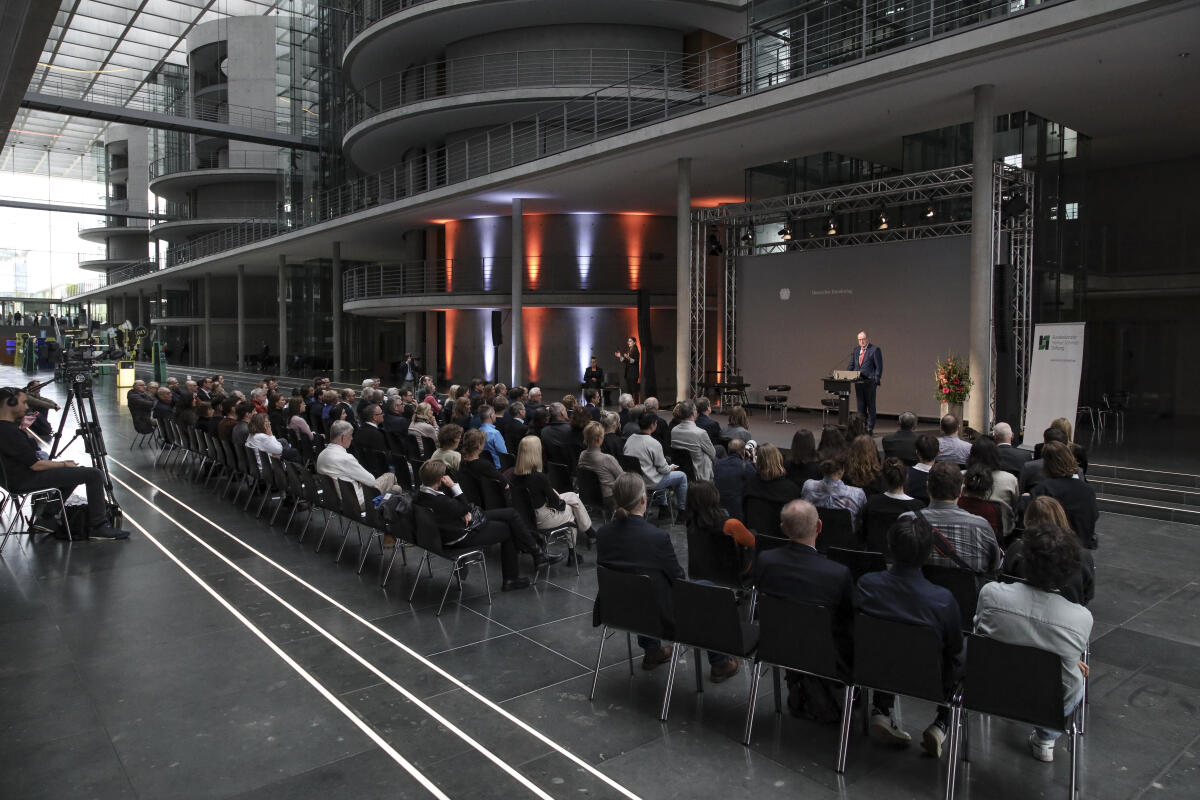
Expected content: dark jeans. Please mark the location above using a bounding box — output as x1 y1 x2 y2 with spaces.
459 523 520 581
15 466 107 527
855 380 878 432
482 507 540 554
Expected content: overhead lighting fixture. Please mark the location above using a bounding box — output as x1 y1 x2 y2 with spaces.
740 229 754 244
876 205 889 230
778 226 792 241
925 204 936 218
826 216 837 236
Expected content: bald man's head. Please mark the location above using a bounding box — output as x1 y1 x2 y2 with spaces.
780 499 821 546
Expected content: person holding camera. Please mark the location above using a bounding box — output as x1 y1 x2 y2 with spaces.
0 387 126 540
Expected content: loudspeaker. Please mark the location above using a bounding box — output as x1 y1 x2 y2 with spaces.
491 310 503 347
993 261 1020 426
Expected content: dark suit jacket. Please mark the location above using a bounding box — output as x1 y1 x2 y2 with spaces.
996 443 1032 474
596 514 685 635
540 420 574 461
350 423 389 476
753 543 856 668
413 489 471 546
382 412 411 441
1019 458 1045 494
127 389 156 423
849 344 883 384
696 413 722 445
881 429 918 464
1021 476 1100 549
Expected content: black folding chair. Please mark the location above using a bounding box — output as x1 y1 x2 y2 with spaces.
815 506 857 551
575 467 612 522
589 566 668 701
744 495 784 539
509 484 579 578
865 507 906 555
546 461 574 494
669 447 698 482
661 580 758 721
743 597 853 774
826 547 888 582
130 414 156 449
617 454 643 476
0 460 72 550
946 634 1082 800
407 504 491 616
686 524 745 589
923 564 983 632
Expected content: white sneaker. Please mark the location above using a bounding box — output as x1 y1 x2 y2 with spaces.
870 712 912 745
923 723 947 758
1028 732 1055 762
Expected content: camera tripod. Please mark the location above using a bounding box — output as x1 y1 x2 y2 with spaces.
49 374 119 512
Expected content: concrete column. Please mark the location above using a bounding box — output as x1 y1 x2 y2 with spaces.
332 241 343 382
203 273 212 367
676 157 692 402
968 84 995 432
236 264 246 371
510 198 524 386
137 288 144 327
405 311 421 360
424 312 437 383
277 255 287 376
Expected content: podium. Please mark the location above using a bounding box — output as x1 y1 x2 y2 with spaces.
822 375 855 427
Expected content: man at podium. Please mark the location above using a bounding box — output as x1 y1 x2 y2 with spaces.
849 331 883 434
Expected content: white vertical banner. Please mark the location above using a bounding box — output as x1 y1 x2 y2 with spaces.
1022 322 1086 449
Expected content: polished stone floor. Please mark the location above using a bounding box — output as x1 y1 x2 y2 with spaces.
1 369 1198 799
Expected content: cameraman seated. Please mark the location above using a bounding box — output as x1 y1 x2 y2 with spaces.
0 387 127 540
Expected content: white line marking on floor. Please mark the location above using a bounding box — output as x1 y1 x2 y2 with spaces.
109 465 639 800
116 510 451 800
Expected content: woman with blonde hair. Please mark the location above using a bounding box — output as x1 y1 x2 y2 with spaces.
511 436 595 564
408 401 439 444
745 443 801 505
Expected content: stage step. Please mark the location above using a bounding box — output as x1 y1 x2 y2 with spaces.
1089 464 1200 525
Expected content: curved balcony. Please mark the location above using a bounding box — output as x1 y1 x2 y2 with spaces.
152 202 281 243
78 258 136 273
77 218 152 243
148 150 285 203
342 256 677 313
341 0 746 85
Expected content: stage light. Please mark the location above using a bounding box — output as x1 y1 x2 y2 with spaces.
779 226 792 240
876 205 889 230
740 229 754 244
925 204 936 218
825 216 837 236
707 233 724 255
1001 194 1030 220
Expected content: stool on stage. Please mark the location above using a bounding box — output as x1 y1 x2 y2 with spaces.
765 384 793 424
720 375 749 412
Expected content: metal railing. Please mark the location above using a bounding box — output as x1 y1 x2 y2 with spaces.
77 216 150 233
343 48 689 131
159 199 283 222
64 278 108 298
343 256 676 301
93 0 1056 294
148 149 287 180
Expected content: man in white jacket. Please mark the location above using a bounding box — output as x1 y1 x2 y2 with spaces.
316 420 397 502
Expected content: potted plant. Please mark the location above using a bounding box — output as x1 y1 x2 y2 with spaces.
935 355 972 422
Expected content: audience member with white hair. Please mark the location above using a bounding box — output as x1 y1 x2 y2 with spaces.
316 419 397 502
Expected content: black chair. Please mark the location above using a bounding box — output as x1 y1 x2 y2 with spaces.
546 461 574 494
456 469 485 507
764 384 792 424
815 506 857 551
661 580 758 721
312 472 348 554
497 451 516 471
508 485 579 578
669 447 698 482
575 467 611 522
744 495 783 538
826 547 888 582
407 504 491 616
130 414 156 449
865 507 906 554
743 597 853 774
589 566 668 701
617 454 643 476
946 634 1081 800
0 460 72 551
475 475 509 511
686 524 745 589
922 565 983 632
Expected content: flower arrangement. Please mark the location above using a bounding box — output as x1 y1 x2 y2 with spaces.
935 355 972 404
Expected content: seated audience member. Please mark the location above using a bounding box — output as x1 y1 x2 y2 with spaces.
459 429 508 489
864 457 926 545
523 386 545 419
785 428 822 488
957 463 1001 537
755 499 854 695
1033 417 1089 476
153 388 175 425
621 404 646 438
903 461 1002 573
350 404 389 476
817 425 848 461
414 459 560 591
858 516 965 756
1003 496 1094 604
935 414 972 465
539 402 575 461
801 454 866 534
844 434 884 495
568 404 592 453
335 388 358 427
969 437 1018 510
975 523 1093 762
845 413 868 442
232 402 255 451
195 404 220 436
476 405 507 468
217 398 239 441
430 423 464 474
246 413 300 463
127 380 156 426
511 436 594 562
578 421 624 500
747 443 802 506
617 393 635 427
595 474 738 681
408 402 439 445
882 411 920 464
287 397 314 440
449 397 473 431
268 393 288 435
906 434 939 502
1020 427 1069 493
670 400 717 482
600 411 625 460
721 405 752 444
0 387 127 540
643 397 672 450
527 406 551 439
694 397 721 445
1019 441 1099 550
624 412 688 512
581 388 602 422
316 420 397 502
498 401 526 454
688 479 756 553
713 439 757 522
992 421 1032 474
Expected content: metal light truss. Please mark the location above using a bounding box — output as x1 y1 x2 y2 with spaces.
689 163 1035 418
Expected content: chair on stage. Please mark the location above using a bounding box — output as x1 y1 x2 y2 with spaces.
764 384 793 424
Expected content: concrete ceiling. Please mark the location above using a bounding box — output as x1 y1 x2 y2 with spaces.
88 0 1200 297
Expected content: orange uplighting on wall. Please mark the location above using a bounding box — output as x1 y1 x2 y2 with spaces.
444 309 456 377
524 307 547 382
691 196 744 208
443 220 456 292
525 217 542 290
619 213 644 290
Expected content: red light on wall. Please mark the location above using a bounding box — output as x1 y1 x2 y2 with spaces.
525 217 542 290
691 196 744 208
524 307 546 382
444 309 456 377
444 220 456 292
619 214 644 290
